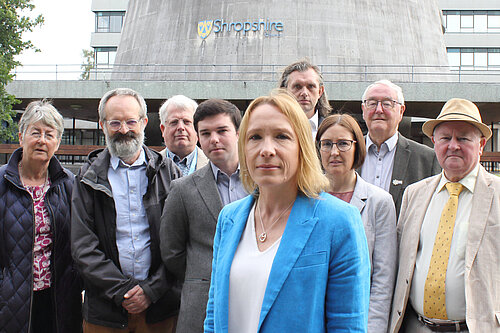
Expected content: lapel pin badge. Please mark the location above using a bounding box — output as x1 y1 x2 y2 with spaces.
392 179 403 186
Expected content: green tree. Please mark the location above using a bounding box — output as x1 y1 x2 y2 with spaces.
0 0 43 142
80 48 95 80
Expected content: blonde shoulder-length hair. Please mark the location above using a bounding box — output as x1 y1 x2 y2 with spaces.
238 89 329 198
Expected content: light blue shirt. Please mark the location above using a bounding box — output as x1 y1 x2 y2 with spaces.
166 147 197 176
360 132 398 192
210 162 247 206
108 149 151 280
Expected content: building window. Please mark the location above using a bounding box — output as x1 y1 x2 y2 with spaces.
447 48 500 69
443 10 500 33
94 47 117 65
95 11 125 33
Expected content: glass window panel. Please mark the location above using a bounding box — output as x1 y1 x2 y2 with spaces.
446 15 460 32
96 51 109 64
488 15 500 28
461 52 474 66
110 16 122 32
461 15 473 28
474 15 487 32
97 16 109 32
447 53 460 68
109 51 117 65
475 52 487 68
489 52 500 66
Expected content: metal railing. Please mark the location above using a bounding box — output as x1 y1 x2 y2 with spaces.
12 63 500 83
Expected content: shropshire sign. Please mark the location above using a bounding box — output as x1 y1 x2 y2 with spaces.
198 18 284 39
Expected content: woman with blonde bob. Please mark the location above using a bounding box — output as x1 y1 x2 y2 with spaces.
204 90 370 332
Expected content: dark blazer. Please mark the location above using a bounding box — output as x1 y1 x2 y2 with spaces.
389 133 441 216
160 164 223 333
204 193 371 332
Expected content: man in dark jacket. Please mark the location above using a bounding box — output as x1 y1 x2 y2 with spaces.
71 88 182 332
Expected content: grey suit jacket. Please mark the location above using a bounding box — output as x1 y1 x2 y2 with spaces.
351 174 397 333
389 133 441 216
160 164 223 333
159 146 209 174
389 165 500 332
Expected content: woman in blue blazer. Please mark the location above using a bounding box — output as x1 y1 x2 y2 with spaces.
316 114 397 332
204 90 370 333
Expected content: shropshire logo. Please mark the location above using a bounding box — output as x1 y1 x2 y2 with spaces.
197 18 283 39
198 20 213 39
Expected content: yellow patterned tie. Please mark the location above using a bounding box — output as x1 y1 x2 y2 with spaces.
423 182 464 319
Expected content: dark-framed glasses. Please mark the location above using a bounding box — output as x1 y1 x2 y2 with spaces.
106 118 142 131
319 139 356 152
363 99 401 111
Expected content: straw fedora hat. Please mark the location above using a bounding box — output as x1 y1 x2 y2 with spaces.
422 98 492 140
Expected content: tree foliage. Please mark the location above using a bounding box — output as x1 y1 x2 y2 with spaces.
0 0 43 142
80 48 95 80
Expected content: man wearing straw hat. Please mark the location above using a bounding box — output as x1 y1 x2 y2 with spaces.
390 98 499 332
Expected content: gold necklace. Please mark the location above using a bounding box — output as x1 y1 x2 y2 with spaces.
256 200 294 243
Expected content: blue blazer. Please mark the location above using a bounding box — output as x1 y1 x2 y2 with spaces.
204 193 370 332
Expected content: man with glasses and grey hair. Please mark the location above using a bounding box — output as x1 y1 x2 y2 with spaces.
159 95 208 176
71 88 182 332
360 80 440 216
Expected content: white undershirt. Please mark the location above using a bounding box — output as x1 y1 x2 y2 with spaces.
410 165 478 320
228 203 281 333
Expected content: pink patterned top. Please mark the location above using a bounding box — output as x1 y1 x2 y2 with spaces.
25 180 52 291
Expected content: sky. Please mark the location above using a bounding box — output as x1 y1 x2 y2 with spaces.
15 0 94 80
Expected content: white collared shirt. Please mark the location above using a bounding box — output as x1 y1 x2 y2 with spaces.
410 164 479 320
360 132 399 192
309 112 319 139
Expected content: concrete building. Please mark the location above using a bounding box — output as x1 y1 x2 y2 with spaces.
439 0 500 150
90 0 128 69
112 0 449 82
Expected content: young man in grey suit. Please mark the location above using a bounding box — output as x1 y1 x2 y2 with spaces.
360 80 441 216
160 99 247 333
390 98 499 332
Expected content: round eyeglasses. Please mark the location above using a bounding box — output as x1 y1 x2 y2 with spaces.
363 99 402 111
319 139 356 152
106 118 142 131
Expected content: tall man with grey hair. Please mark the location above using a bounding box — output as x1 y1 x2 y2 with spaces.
360 80 441 215
71 88 182 332
159 95 208 176
278 58 332 137
390 98 499 332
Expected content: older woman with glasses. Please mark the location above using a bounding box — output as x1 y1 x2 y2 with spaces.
316 114 397 333
0 101 82 332
204 91 370 332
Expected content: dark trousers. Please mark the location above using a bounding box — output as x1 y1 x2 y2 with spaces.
31 287 54 333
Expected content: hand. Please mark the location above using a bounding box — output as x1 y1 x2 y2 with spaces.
122 285 151 314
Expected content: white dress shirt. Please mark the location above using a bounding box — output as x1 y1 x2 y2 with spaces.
410 165 478 320
309 112 319 139
361 132 398 192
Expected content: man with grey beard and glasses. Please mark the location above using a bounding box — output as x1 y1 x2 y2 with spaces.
71 88 182 333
